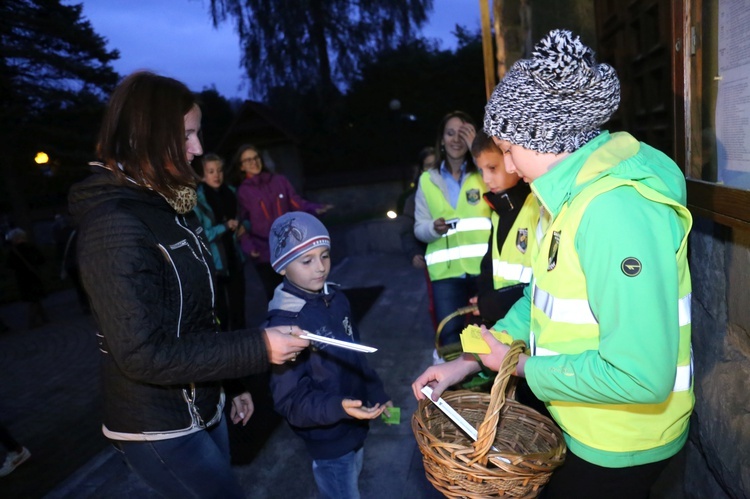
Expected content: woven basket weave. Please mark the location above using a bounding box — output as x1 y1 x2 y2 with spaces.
412 340 566 498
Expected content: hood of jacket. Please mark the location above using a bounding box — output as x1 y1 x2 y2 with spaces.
531 131 687 218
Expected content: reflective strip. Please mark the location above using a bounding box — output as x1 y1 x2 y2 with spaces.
444 217 492 236
532 345 693 392
533 287 598 325
425 243 489 265
493 260 532 283
678 293 691 327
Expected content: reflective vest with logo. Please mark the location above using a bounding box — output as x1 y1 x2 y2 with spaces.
491 193 539 289
421 172 491 281
531 175 693 457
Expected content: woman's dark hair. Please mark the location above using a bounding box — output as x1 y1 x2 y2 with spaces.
434 110 477 173
96 71 201 198
231 144 264 184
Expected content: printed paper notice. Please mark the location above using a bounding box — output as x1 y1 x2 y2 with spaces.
716 0 750 185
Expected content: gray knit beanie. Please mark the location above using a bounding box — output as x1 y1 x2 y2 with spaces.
269 212 330 273
484 29 620 154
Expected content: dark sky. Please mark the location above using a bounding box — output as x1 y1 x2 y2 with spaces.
75 0 481 99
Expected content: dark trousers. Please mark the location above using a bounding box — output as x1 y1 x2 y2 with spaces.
215 264 246 331
0 424 21 452
540 449 671 499
114 418 244 499
432 276 478 346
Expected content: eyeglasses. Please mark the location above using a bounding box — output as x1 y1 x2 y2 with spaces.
241 155 261 164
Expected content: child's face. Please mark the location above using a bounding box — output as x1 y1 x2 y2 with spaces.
281 246 331 293
474 150 520 193
202 160 224 189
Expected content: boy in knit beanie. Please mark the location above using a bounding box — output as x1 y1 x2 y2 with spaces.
413 29 693 498
266 211 392 499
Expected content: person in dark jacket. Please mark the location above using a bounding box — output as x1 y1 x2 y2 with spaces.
235 144 333 302
193 153 248 331
68 71 309 499
266 212 391 499
5 228 48 328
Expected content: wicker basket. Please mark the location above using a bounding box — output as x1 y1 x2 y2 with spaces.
412 341 566 498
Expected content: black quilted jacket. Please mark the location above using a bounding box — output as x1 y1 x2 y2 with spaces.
69 166 269 439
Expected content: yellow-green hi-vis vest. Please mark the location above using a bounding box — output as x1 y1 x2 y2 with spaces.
531 173 693 458
491 193 539 289
421 172 491 281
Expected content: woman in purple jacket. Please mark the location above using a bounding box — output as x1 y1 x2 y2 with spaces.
234 144 332 301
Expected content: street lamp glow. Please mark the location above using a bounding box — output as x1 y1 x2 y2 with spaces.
35 152 49 164
386 210 397 219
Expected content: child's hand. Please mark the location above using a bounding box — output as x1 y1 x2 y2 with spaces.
342 399 386 420
381 400 394 419
468 296 480 315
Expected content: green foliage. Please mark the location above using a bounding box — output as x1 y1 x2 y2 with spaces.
196 87 237 155
0 0 119 216
265 30 486 174
209 0 434 98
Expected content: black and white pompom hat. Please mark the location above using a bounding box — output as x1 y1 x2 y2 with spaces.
483 29 621 154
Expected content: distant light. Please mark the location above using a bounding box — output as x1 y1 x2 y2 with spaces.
389 99 401 111
386 210 397 219
35 152 49 164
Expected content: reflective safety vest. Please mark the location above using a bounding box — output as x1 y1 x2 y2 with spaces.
421 171 491 281
531 174 693 460
491 193 539 289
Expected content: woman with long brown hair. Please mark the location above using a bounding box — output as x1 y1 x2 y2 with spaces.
68 71 309 497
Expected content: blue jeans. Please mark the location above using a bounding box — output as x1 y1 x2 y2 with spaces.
432 276 478 346
114 418 244 499
312 447 364 499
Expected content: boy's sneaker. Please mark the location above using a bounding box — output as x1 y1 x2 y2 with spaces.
0 447 31 477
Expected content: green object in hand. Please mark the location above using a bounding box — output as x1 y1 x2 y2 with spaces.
381 406 401 425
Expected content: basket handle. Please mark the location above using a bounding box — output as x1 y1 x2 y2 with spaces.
434 304 479 350
468 339 527 462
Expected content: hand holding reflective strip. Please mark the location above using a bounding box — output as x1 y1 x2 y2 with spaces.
297 330 378 353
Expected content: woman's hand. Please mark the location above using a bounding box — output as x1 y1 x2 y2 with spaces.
433 217 449 235
231 392 254 426
458 122 476 149
342 399 386 420
263 326 309 365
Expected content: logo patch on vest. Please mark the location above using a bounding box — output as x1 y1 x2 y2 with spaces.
465 189 481 205
621 257 642 277
516 228 528 254
547 231 560 271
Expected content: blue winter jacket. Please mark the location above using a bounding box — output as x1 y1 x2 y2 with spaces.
192 184 248 275
267 279 390 460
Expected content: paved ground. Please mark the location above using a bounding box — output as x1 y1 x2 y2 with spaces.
0 252 445 499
